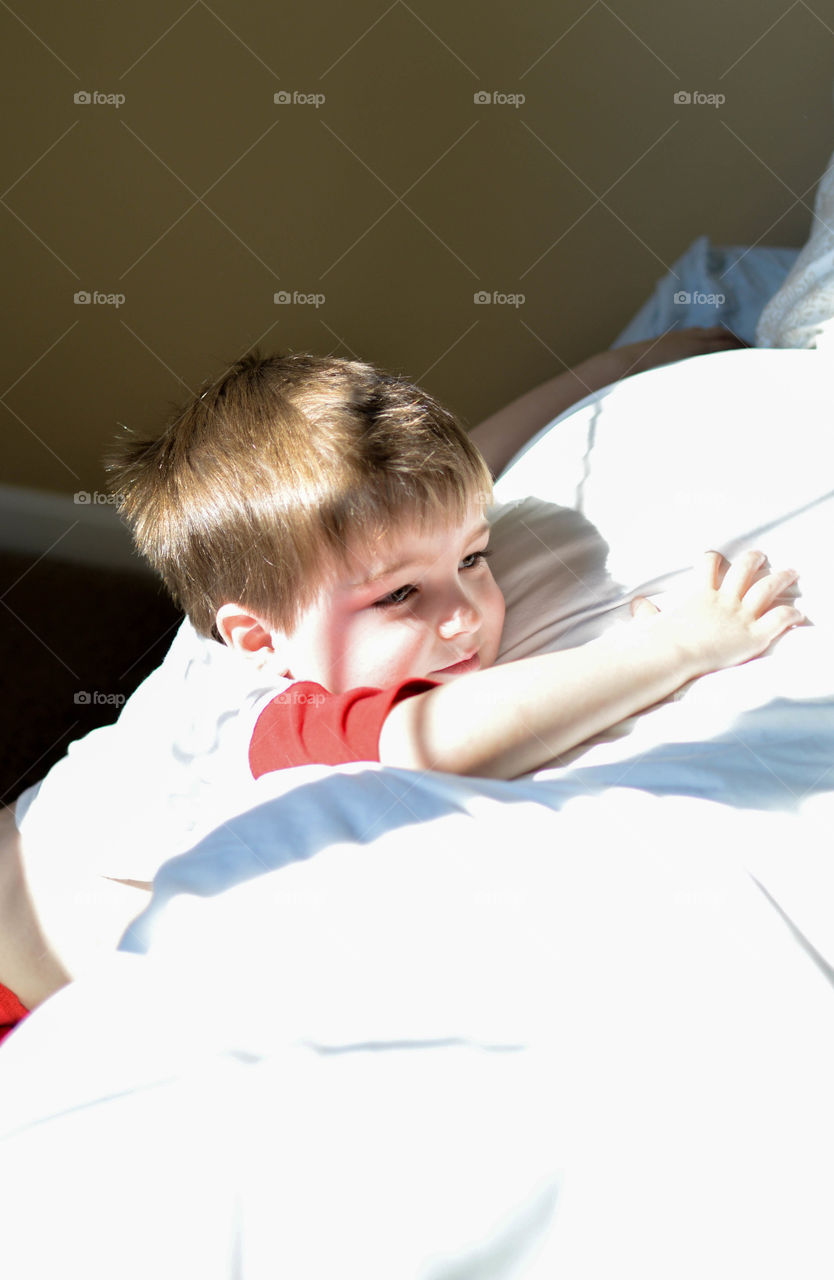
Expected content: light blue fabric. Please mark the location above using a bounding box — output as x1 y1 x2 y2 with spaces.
612 234 799 346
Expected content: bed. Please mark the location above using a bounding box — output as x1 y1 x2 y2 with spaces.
1 212 833 1275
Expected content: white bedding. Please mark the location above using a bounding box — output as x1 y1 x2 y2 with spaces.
2 346 834 1276
14 347 834 962
1 789 834 1278
612 233 798 347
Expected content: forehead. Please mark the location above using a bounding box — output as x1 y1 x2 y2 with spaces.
320 506 490 593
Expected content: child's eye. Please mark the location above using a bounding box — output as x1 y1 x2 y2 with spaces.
372 583 417 609
371 549 491 609
460 548 492 571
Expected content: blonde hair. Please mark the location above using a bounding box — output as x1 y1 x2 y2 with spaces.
106 351 492 638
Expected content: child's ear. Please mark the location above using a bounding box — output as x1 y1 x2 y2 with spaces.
214 604 290 674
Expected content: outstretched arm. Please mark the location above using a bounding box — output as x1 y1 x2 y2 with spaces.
379 551 800 780
469 327 745 479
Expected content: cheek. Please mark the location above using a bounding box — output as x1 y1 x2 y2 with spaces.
339 613 425 685
478 577 506 663
483 575 506 632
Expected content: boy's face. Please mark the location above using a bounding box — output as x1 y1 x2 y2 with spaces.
271 503 505 693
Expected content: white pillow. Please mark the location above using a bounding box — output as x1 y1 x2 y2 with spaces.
756 144 834 351
494 347 833 629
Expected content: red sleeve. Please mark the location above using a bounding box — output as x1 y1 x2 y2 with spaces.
249 679 440 777
0 981 28 1045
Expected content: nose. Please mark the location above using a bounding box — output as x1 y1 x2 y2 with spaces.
436 589 481 641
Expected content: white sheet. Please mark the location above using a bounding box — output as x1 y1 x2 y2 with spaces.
757 144 834 351
1 789 834 1278
2 346 834 1276
612 233 798 347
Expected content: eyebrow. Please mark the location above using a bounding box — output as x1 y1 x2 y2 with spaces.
351 520 491 588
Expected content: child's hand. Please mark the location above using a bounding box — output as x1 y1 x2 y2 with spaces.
616 326 747 377
630 550 803 676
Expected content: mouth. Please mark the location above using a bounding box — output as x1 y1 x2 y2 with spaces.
430 652 480 677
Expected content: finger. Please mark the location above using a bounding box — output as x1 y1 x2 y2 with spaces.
751 603 806 645
700 550 729 590
631 596 660 619
718 549 767 599
743 568 800 618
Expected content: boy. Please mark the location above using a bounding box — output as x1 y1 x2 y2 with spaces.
110 347 801 782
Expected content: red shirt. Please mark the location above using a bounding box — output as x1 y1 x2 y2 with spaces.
249 679 439 777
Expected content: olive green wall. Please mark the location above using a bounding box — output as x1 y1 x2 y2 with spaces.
3 0 833 497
